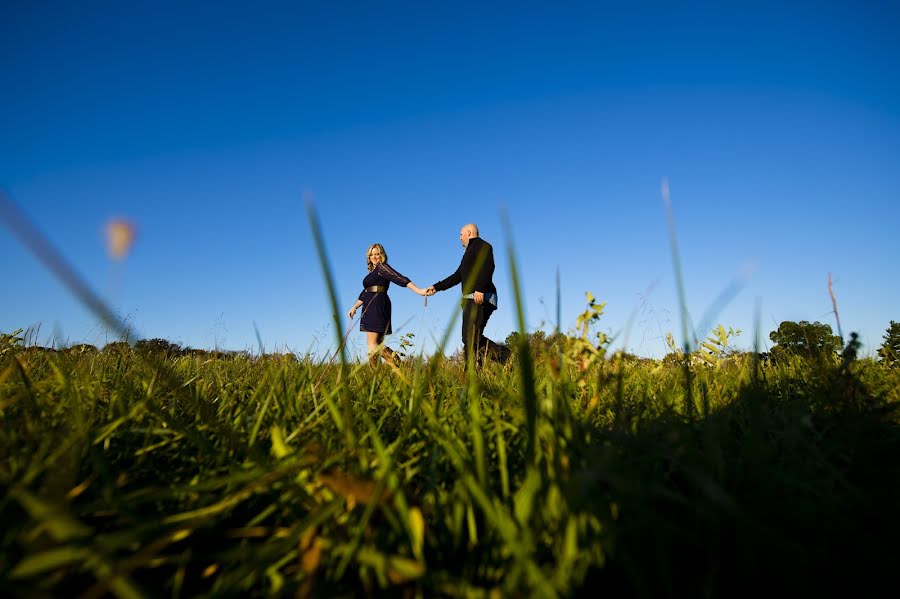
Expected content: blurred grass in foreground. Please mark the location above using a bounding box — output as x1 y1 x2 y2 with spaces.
1 341 899 598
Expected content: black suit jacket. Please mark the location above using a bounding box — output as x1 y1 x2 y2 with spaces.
433 237 497 296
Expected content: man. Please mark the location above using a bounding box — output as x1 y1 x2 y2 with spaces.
426 223 506 368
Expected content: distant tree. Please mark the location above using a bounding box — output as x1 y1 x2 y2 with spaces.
135 338 183 357
504 330 566 360
609 350 642 363
262 352 299 363
66 343 99 355
23 345 57 354
769 321 841 360
102 341 132 354
878 321 900 368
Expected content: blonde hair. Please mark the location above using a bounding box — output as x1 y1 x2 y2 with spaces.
366 243 388 271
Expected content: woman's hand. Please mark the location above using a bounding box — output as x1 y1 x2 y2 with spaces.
348 306 358 319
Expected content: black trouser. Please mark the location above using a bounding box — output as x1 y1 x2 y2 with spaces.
462 299 496 368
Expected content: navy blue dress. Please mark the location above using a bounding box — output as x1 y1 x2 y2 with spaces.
358 263 411 334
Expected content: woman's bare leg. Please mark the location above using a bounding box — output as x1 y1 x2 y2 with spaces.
367 332 384 365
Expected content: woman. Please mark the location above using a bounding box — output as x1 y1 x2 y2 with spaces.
347 243 427 365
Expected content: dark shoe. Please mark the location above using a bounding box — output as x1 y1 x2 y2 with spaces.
484 338 512 365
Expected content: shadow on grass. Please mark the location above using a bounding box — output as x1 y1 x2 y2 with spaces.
571 358 900 598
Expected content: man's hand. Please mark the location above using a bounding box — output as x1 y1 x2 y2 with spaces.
426 286 436 296
473 291 484 305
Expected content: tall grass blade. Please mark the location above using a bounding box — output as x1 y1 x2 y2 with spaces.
305 200 356 445
694 273 747 343
661 178 695 415
304 201 346 366
253 321 265 356
501 208 538 466
0 188 138 342
828 272 844 343
555 267 561 336
660 178 694 351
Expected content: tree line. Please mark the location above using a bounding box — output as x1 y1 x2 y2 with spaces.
503 320 900 366
3 320 899 366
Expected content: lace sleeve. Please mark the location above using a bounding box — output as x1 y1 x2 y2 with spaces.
376 263 411 287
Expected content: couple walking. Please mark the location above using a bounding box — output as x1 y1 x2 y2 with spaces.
347 223 501 367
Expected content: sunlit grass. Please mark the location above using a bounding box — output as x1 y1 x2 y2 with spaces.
2 341 899 597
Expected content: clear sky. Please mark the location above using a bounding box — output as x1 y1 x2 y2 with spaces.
2 0 899 359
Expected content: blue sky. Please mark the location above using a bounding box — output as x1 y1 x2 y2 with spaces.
2 0 899 359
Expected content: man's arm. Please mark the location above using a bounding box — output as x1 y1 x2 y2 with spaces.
432 266 461 292
433 240 493 293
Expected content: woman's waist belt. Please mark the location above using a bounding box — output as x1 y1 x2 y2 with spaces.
366 286 388 293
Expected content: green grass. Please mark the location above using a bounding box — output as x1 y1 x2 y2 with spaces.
2 344 899 598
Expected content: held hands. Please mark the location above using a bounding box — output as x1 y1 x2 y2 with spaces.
425 286 436 296
408 283 432 297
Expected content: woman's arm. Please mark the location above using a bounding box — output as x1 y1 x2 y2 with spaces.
374 264 426 296
347 299 364 318
405 282 427 296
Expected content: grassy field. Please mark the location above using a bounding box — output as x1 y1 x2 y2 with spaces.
2 336 899 598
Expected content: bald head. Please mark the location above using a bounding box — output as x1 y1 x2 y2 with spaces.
459 223 479 248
